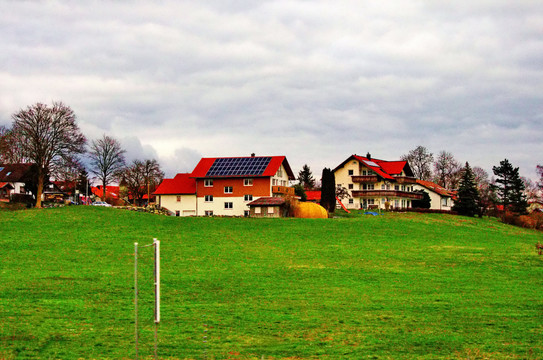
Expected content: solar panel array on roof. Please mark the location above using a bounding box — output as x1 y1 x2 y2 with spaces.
363 160 380 168
206 157 272 177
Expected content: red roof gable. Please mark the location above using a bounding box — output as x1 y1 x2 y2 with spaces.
334 155 413 180
191 156 295 180
153 173 196 195
416 179 455 198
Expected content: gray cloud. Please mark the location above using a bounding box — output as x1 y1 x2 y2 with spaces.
1 1 542 180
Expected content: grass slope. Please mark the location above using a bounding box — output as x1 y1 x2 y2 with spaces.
0 207 542 359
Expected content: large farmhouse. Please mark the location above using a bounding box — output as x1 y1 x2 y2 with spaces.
333 154 422 210
154 155 295 216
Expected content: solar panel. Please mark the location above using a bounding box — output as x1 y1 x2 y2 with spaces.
363 160 380 168
206 157 272 177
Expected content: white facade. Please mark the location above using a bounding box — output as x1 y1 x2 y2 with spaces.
157 194 197 216
412 183 454 211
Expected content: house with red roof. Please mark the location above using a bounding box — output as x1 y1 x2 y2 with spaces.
191 154 295 216
153 173 197 216
333 153 422 210
0 163 36 202
91 185 121 203
154 154 295 216
414 179 456 211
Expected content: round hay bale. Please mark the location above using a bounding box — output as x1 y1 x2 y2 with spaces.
294 202 328 218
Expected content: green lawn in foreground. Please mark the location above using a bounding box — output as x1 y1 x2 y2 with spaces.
0 207 542 359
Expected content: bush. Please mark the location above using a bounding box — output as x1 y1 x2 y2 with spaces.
500 211 543 230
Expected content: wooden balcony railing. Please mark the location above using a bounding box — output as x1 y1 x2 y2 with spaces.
351 175 379 183
272 186 295 196
351 190 423 200
393 176 418 184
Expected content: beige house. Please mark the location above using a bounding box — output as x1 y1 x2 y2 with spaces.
333 153 422 210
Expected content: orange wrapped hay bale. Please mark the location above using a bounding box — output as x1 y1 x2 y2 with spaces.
293 202 328 218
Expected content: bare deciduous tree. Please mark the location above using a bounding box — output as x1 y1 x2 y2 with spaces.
433 151 462 190
142 159 164 205
401 145 433 181
11 102 86 208
88 135 126 203
119 159 164 205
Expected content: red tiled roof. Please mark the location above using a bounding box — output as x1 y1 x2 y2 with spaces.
91 186 120 199
416 179 455 198
0 182 14 189
153 173 196 195
247 197 286 206
305 190 321 201
191 156 295 180
333 155 414 180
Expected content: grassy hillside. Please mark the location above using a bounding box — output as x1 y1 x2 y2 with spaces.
0 207 542 359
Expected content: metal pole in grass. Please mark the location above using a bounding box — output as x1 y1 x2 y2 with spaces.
134 242 139 360
153 238 160 360
134 239 160 360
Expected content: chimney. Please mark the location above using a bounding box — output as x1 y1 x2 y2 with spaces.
251 153 255 157
366 152 371 159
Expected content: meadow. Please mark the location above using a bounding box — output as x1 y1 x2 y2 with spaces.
0 207 542 359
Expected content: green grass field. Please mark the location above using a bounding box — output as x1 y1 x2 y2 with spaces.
1 207 542 359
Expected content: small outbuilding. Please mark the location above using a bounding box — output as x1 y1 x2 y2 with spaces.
247 197 287 218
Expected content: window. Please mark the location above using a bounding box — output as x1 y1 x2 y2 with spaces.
205 195 213 202
244 210 250 217
205 210 213 216
277 168 283 177
348 184 354 189
204 179 213 187
348 169 354 176
368 184 374 190
349 198 354 204
244 178 253 186
394 185 400 191
381 184 385 190
224 202 233 209
224 186 233 194
368 199 375 205
255 207 261 214
362 170 367 175
244 195 253 202
176 196 181 202
267 207 274 214
175 210 180 217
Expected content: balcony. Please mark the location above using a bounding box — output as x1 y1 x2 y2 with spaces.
351 190 423 200
351 175 379 183
394 176 418 184
272 186 295 196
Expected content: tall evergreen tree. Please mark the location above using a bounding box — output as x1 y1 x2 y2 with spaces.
491 159 527 214
320 168 335 213
297 164 316 189
453 162 480 217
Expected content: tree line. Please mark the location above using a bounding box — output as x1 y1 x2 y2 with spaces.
0 101 164 208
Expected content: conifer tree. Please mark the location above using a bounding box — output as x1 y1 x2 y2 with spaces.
297 164 316 189
320 168 336 213
491 159 527 214
453 162 480 217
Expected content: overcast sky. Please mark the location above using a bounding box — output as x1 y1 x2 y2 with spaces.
1 1 542 180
